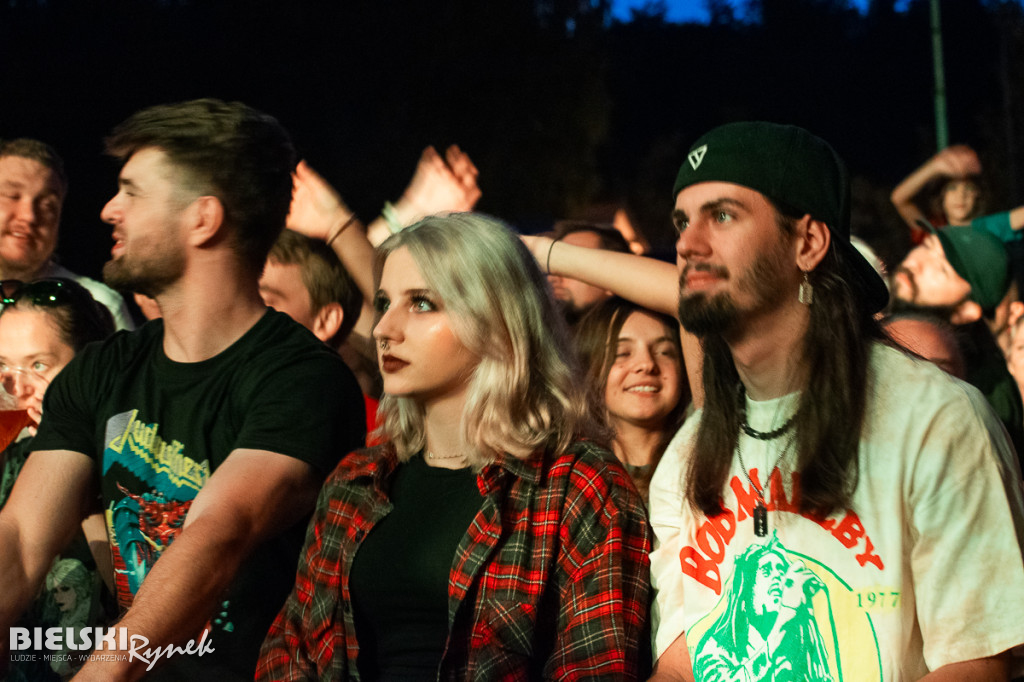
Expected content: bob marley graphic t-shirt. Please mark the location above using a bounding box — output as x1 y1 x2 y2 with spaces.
33 310 366 680
649 343 1024 681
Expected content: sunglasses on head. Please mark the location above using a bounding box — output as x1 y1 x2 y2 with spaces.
0 278 81 307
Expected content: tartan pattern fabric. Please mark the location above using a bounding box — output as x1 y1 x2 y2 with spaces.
256 441 651 681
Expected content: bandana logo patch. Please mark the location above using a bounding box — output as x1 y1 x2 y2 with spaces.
688 144 708 170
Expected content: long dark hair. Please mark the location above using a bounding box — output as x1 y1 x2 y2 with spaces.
574 298 689 473
687 236 887 518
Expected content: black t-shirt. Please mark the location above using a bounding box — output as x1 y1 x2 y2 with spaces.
349 454 483 681
32 310 366 680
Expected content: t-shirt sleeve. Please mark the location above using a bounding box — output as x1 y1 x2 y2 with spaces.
909 387 1024 671
648 419 697 662
232 347 366 474
32 343 106 457
970 211 1019 243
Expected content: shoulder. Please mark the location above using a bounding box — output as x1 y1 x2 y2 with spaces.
546 442 649 534
233 311 356 386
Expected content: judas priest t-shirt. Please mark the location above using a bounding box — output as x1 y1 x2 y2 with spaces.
33 310 365 680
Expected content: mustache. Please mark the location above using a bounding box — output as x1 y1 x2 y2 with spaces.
680 262 729 285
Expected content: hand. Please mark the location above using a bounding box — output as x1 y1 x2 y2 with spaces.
26 405 42 437
780 560 824 610
932 145 982 178
397 145 481 220
286 161 355 242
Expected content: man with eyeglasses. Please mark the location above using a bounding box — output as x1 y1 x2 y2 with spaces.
0 138 134 330
0 100 365 681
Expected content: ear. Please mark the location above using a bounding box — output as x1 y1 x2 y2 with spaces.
951 300 982 325
184 195 225 247
312 302 344 343
794 216 832 272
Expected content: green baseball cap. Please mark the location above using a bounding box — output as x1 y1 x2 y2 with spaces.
928 222 1010 312
673 121 890 314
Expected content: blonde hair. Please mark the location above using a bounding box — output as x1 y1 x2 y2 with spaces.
374 213 592 467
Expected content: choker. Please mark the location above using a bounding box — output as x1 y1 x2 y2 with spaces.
737 385 798 441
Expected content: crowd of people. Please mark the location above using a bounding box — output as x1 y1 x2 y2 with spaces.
0 99 1022 681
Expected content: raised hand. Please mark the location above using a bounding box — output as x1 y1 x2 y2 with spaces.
932 145 982 178
287 161 356 242
399 145 481 219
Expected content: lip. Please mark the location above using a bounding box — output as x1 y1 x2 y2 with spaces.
380 354 409 373
624 384 661 394
684 271 722 289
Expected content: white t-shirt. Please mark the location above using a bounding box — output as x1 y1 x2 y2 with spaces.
43 262 134 331
650 343 1024 680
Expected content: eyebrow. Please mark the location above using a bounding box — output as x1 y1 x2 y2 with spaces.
673 197 750 224
118 177 141 191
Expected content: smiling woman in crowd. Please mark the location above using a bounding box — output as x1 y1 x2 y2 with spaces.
574 297 689 503
257 213 651 681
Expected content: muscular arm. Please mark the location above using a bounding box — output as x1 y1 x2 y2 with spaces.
0 449 94 631
74 448 322 682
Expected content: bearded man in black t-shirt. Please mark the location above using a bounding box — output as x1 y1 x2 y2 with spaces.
0 99 365 681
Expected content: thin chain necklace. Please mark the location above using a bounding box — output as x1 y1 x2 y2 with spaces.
426 450 466 461
735 384 798 537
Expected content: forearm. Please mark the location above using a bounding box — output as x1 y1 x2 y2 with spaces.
530 235 679 315
891 161 941 227
74 514 256 681
326 217 376 305
0 518 46 630
917 653 1010 681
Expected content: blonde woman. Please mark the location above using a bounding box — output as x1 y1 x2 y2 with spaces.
257 214 650 681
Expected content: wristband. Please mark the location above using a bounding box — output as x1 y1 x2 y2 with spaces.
382 202 403 235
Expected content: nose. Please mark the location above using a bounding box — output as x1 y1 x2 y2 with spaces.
100 195 121 225
675 221 709 264
13 197 37 225
4 371 36 404
373 305 404 347
631 347 658 374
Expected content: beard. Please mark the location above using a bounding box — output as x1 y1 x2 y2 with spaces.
103 247 185 298
677 247 792 336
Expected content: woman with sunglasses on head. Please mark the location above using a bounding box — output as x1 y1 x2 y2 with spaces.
0 278 115 681
257 214 651 681
574 298 690 505
0 278 115 506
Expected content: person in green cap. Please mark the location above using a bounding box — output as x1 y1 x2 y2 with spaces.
644 121 1024 681
891 224 1024 457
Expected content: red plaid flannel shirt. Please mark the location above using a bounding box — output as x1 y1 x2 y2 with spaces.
256 441 651 681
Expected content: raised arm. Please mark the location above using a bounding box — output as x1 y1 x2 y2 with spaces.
890 145 981 231
286 160 378 356
73 449 322 681
365 145 482 247
521 233 704 406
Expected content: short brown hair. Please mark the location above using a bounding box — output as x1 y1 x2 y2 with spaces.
105 99 295 275
0 138 68 199
268 229 362 344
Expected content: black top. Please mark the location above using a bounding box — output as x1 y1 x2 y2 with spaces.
350 453 483 681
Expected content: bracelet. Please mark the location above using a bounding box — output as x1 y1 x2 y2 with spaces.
381 201 403 235
545 237 560 275
326 213 358 246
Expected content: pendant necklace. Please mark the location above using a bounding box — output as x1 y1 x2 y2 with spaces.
735 385 798 537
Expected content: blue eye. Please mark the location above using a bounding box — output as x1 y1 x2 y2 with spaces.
411 296 436 313
373 294 390 314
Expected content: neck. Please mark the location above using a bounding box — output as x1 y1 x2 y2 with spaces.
0 260 47 282
422 386 471 469
727 300 811 400
156 258 266 363
610 418 664 468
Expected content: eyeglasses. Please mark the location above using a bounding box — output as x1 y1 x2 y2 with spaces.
0 278 79 307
